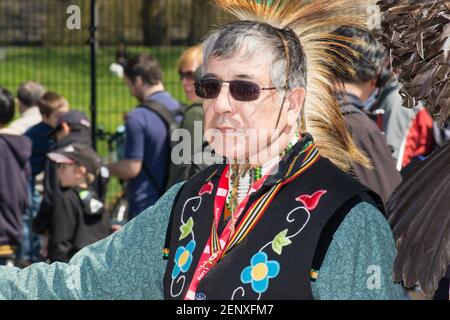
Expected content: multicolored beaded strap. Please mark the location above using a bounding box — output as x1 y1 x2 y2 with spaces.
225 131 300 217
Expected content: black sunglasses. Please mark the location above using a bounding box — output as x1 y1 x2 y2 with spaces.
179 71 195 81
195 78 278 102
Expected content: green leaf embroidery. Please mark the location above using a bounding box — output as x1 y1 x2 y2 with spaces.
179 217 194 241
272 229 292 255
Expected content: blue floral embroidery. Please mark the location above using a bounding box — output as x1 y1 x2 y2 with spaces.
171 239 196 279
240 252 280 294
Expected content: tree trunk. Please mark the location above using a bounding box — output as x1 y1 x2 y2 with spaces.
142 0 169 46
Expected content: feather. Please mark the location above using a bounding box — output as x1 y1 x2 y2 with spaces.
209 0 377 171
377 0 450 126
386 142 450 295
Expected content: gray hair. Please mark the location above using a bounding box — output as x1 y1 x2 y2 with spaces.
202 21 307 91
17 81 46 108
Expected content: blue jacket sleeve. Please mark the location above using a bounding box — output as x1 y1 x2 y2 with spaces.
0 183 183 300
312 202 406 300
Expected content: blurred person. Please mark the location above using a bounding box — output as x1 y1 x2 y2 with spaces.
178 45 203 104
167 45 208 187
42 143 109 262
26 92 70 181
9 81 45 135
371 65 435 174
16 92 69 266
331 26 402 205
108 53 184 219
109 43 129 78
0 87 32 266
32 111 94 254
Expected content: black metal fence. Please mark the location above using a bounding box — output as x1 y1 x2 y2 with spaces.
0 0 230 200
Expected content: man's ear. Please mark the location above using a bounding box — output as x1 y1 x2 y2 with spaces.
286 87 306 127
134 76 143 87
370 77 378 90
62 122 71 135
288 87 306 113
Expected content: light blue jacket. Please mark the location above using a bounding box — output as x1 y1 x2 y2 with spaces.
0 183 405 300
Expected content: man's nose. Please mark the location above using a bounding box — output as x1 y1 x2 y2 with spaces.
212 83 234 114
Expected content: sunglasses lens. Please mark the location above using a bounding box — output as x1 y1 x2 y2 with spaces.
195 79 262 101
179 71 195 80
229 80 260 101
195 78 221 99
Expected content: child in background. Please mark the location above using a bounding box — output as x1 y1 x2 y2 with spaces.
16 92 70 266
44 143 110 263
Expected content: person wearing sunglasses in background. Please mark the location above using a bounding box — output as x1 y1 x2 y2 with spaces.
166 45 209 187
0 0 403 300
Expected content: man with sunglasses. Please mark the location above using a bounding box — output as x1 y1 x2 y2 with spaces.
161 21 403 300
0 0 403 300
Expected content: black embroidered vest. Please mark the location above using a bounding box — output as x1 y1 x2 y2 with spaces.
163 135 378 300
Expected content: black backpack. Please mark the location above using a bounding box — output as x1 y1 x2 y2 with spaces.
138 100 184 195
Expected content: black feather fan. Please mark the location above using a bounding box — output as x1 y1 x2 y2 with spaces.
386 142 450 295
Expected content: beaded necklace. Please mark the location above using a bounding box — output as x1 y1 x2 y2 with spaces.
225 131 300 219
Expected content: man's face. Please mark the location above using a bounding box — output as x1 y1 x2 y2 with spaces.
47 103 70 128
124 76 142 102
180 62 200 102
203 50 292 163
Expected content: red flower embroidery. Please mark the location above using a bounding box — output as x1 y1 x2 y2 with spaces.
295 190 327 210
198 181 214 196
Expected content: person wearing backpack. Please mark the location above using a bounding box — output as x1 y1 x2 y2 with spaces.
108 53 184 220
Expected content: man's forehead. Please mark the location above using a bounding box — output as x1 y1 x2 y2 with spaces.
204 52 273 79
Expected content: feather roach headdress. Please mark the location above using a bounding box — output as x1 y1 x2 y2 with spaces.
377 0 450 126
208 0 377 171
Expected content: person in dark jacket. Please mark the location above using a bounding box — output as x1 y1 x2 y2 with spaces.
26 92 70 180
16 92 70 266
44 143 110 262
330 26 402 205
32 111 94 256
0 87 32 265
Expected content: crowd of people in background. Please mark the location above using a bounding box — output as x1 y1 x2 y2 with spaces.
0 26 449 298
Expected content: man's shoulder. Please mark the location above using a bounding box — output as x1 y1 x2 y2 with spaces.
126 107 166 131
26 122 51 136
129 103 171 120
343 107 382 134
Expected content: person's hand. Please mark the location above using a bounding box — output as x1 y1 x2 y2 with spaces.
111 224 123 233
